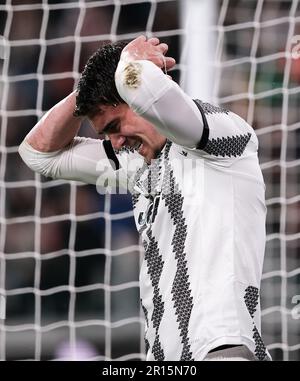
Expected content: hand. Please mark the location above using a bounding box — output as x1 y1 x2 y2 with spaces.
121 35 176 71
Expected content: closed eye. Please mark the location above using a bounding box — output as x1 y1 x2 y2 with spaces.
102 119 120 135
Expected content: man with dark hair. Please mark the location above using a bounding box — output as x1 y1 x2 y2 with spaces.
74 42 127 117
19 36 270 361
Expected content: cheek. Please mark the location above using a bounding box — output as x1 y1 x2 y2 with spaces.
122 121 140 135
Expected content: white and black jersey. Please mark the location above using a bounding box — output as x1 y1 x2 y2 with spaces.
103 100 270 361
19 59 270 361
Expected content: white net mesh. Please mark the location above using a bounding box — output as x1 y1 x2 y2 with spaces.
0 0 299 361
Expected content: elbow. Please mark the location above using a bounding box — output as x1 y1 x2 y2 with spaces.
18 139 56 178
24 128 55 153
18 140 32 168
18 139 38 173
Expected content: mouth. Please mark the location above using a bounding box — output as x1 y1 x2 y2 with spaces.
130 140 145 155
132 141 142 150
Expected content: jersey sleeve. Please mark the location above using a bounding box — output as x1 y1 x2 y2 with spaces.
115 58 257 163
18 136 142 190
189 100 259 166
115 59 204 148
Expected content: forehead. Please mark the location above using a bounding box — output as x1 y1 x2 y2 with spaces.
90 104 122 127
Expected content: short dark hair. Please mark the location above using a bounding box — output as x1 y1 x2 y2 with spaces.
74 41 127 117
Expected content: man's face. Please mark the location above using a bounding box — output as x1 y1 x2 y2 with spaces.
89 104 166 162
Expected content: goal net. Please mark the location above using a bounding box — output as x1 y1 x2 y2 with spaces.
0 0 299 361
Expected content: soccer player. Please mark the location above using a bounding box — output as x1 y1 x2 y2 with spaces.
19 36 270 361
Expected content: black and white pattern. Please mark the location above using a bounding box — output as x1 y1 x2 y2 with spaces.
141 301 150 356
252 326 268 361
244 286 268 361
131 193 140 209
131 162 148 208
161 142 194 361
144 229 165 361
141 301 149 328
244 286 259 318
148 154 162 197
203 133 251 157
122 109 266 360
195 100 229 115
114 145 136 154
144 338 150 356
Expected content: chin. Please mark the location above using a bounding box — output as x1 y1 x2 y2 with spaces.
145 151 160 164
139 143 162 163
140 150 152 163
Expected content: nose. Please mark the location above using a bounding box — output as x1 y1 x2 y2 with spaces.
109 134 126 150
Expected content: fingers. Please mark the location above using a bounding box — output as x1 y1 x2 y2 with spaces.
123 35 176 70
158 43 168 55
148 38 171 68
132 36 170 57
136 35 146 42
151 55 176 72
164 56 176 70
148 37 160 46
148 37 168 55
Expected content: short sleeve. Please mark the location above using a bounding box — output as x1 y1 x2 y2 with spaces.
191 100 259 165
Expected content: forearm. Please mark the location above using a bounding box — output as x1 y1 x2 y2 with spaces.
18 136 133 189
115 59 204 148
25 91 82 152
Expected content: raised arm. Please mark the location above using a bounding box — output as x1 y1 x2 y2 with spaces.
115 36 205 148
18 92 122 185
25 91 81 152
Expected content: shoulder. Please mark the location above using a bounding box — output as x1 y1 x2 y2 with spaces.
191 99 258 162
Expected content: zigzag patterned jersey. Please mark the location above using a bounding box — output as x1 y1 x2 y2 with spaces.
111 100 270 361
